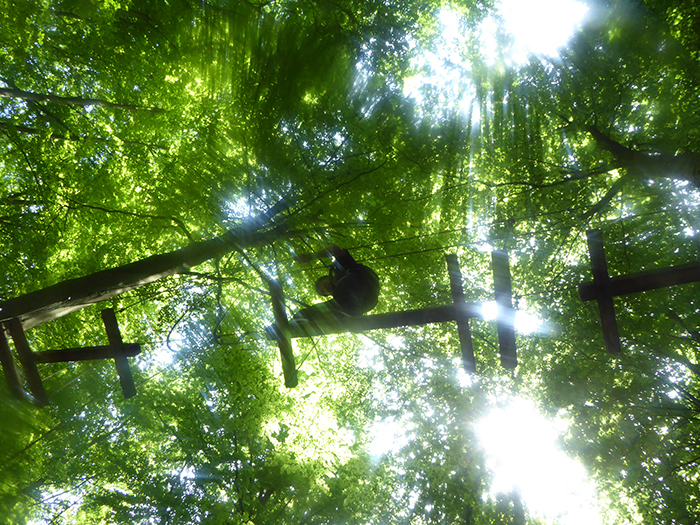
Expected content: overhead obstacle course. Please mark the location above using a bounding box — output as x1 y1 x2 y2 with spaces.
0 309 141 406
267 250 517 387
579 228 700 354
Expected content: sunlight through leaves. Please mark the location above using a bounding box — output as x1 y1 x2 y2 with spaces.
476 398 603 525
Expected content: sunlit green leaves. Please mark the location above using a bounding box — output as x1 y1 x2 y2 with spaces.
3 0 700 523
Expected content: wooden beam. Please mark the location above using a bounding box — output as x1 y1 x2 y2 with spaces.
0 327 25 400
585 229 621 354
287 303 483 339
579 261 700 302
6 318 48 406
269 280 298 388
101 309 137 399
446 254 476 373
0 223 288 330
34 344 141 363
492 251 517 369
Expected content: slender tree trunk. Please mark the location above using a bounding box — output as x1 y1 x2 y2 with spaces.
511 489 525 525
0 222 286 329
0 86 162 113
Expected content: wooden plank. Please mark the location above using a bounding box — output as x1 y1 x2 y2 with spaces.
101 309 137 399
286 304 483 339
585 230 621 354
6 318 48 406
492 251 517 369
579 261 700 301
0 327 25 400
34 344 141 363
269 280 298 388
446 254 476 373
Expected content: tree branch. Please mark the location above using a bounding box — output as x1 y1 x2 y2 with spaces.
0 86 163 113
583 173 630 219
66 201 194 243
0 120 165 149
286 160 388 219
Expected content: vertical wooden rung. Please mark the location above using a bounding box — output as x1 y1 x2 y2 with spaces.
446 254 476 373
0 326 25 400
101 309 137 399
6 318 48 406
586 229 622 354
492 251 517 369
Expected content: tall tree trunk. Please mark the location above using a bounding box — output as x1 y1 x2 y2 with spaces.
0 222 286 329
587 125 700 186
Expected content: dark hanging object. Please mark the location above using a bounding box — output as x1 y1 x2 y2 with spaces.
267 251 517 386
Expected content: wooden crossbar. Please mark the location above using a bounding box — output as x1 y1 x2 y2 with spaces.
579 261 700 301
578 229 700 354
286 303 482 338
34 344 141 363
0 309 140 405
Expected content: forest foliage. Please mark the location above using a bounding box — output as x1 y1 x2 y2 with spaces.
1 0 700 523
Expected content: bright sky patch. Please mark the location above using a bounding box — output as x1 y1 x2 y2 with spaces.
476 398 602 525
404 0 589 111
497 0 589 62
369 416 414 457
481 300 544 335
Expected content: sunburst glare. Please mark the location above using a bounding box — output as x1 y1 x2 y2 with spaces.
497 0 589 62
476 398 602 525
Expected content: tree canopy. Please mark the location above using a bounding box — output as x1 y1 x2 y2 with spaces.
2 0 700 523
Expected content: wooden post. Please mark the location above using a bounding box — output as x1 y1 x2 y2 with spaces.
101 309 137 399
6 318 49 406
583 230 622 354
268 280 298 388
492 251 517 369
446 254 476 373
0 327 25 400
0 311 141 405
